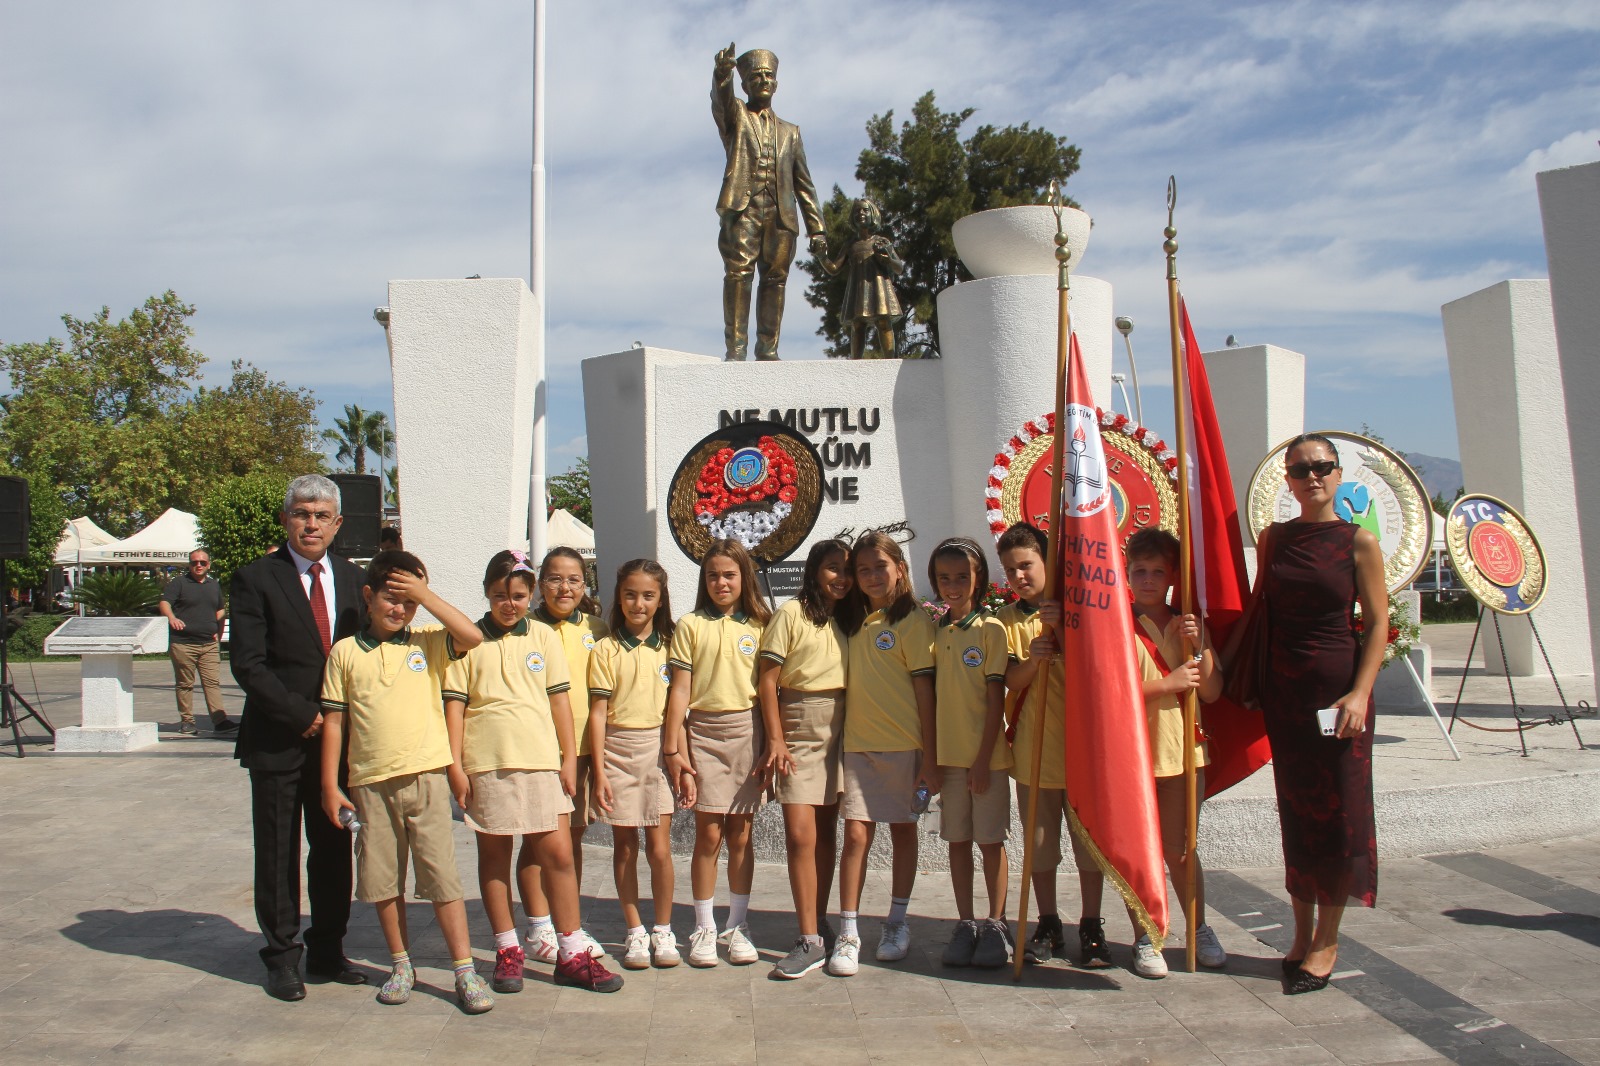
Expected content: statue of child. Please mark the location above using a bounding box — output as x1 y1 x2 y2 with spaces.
819 198 904 359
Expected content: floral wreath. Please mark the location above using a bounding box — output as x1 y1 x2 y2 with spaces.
666 421 824 565
984 409 1179 537
692 436 799 547
1355 598 1420 667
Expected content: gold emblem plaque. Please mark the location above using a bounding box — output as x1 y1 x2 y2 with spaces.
1444 493 1546 615
1245 431 1433 595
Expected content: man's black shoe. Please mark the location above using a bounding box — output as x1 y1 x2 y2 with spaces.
306 958 367 985
211 717 239 733
265 967 307 1001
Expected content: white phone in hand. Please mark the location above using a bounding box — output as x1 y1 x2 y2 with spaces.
1316 707 1340 737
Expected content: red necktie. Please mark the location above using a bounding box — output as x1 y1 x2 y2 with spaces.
308 562 332 654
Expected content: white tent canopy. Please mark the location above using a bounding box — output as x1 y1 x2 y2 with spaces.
53 516 118 566
545 509 595 558
76 508 201 566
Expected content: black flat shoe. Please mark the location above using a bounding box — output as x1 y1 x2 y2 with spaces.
1280 957 1303 976
266 967 306 1001
1284 966 1331 995
307 958 367 985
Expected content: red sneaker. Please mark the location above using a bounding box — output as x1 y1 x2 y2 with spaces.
554 951 624 993
492 945 525 993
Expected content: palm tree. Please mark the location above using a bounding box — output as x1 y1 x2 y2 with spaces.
321 405 394 476
385 465 400 511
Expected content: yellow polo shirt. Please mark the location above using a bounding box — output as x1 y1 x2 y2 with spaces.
844 606 936 753
589 630 672 729
534 606 608 756
1134 613 1210 778
998 601 1067 789
322 625 462 788
442 616 572 775
935 610 1013 770
668 608 764 713
758 598 847 692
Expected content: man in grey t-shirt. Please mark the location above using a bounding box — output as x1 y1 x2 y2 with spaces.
160 549 235 736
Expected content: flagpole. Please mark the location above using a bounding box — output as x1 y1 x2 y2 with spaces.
1163 176 1200 974
1014 179 1073 982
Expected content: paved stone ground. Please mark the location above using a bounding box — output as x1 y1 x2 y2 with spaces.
2 624 1598 1063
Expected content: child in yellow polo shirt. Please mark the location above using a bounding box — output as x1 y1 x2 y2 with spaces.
589 559 679 970
318 551 488 1013
520 546 610 965
443 550 622 996
927 537 1014 969
831 530 937 977
663 538 772 968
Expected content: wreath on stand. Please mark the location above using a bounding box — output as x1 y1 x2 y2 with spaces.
666 420 824 565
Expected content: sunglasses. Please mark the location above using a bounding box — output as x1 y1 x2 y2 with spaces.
1286 460 1338 480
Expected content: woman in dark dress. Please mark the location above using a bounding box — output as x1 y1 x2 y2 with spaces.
1254 434 1389 994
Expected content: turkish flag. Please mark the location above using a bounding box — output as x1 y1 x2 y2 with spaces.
1178 298 1272 796
1056 334 1169 945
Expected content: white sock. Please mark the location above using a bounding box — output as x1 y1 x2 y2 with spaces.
493 929 519 950
556 930 585 963
527 913 553 936
628 924 647 938
694 898 716 931
652 924 673 935
888 897 911 924
803 933 824 948
840 910 859 938
726 892 750 931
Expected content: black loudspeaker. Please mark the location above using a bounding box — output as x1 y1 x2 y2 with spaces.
0 477 30 560
329 474 382 559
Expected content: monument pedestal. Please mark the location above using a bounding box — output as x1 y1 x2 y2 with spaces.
46 619 168 753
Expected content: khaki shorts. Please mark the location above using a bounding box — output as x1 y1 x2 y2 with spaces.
939 766 1011 844
841 749 921 824
352 770 464 903
773 689 844 806
463 768 574 836
1014 782 1093 874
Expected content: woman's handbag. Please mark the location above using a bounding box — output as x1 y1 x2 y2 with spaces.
1222 525 1275 711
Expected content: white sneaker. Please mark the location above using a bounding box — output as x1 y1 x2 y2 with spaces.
1194 924 1227 969
828 933 861 976
688 926 720 968
719 922 759 965
622 930 651 971
578 928 606 959
650 929 680 968
525 924 558 963
876 920 911 962
1132 934 1169 979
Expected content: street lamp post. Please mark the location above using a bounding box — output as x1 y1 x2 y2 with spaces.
1115 316 1144 426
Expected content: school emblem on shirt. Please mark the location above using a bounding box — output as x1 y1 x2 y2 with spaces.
875 629 895 651
962 646 983 668
406 650 427 672
582 633 596 651
737 634 757 656
658 664 671 686
526 652 545 673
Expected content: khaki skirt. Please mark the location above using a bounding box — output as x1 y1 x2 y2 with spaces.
773 689 845 806
463 768 574 836
598 725 675 828
842 749 922 824
687 708 766 815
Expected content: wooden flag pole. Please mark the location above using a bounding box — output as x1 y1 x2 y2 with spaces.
1013 179 1073 982
1163 177 1200 974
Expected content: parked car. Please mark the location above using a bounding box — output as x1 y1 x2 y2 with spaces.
1411 566 1467 601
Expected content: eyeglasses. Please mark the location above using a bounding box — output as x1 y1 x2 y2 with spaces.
288 509 337 524
542 576 586 589
1286 460 1338 480
189 560 210 567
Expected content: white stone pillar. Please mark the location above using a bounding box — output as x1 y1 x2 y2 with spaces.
53 654 159 752
1538 161 1600 683
386 278 537 619
1442 279 1593 676
1199 344 1306 547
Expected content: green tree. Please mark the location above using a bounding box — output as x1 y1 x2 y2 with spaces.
197 471 289 588
322 405 394 476
0 464 69 593
179 361 324 506
802 91 1081 357
71 571 164 616
1431 487 1465 517
385 465 400 511
547 458 592 527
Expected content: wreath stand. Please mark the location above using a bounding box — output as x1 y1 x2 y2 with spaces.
1447 605 1589 757
1397 648 1461 760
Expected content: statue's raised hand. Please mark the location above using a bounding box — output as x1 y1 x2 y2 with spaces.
714 42 737 80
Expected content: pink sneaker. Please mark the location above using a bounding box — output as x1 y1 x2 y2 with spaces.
554 952 624 993
491 945 525 993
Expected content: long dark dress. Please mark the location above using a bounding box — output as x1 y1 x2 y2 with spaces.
1260 519 1377 907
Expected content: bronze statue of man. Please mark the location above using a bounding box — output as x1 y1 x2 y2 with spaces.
712 43 826 361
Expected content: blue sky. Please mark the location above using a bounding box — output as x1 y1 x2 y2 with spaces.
2 0 1596 473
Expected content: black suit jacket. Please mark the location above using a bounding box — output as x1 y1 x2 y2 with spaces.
230 546 365 772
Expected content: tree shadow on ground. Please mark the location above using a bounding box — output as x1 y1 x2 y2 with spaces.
1443 907 1600 949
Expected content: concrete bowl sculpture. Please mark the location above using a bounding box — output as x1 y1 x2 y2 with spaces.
951 204 1092 279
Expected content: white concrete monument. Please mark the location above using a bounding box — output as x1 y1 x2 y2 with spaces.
47 617 167 752
1538 160 1600 684
1201 343 1307 554
1442 278 1594 677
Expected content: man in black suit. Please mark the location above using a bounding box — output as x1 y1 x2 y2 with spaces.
231 474 367 1000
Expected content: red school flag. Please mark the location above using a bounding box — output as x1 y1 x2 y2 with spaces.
1056 334 1169 945
1178 298 1272 797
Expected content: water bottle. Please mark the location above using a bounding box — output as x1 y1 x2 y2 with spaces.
912 784 932 814
339 807 362 833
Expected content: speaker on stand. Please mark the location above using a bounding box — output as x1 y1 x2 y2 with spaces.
0 476 54 756
329 474 383 561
